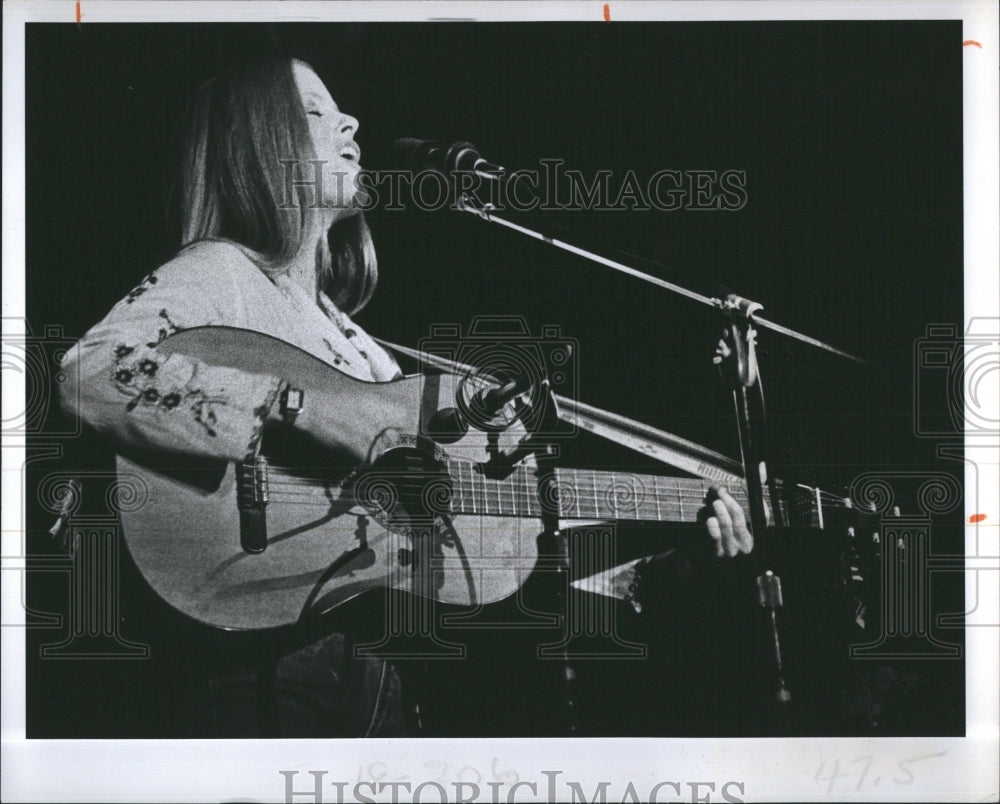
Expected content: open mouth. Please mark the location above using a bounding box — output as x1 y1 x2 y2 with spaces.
339 143 361 163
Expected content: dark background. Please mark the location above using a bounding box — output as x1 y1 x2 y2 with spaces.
24 21 965 737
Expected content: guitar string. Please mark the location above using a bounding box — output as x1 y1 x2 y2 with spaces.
249 487 856 527
232 494 853 532
263 469 839 501
258 480 852 515
259 461 855 514
263 475 754 500
264 467 735 485
260 485 743 502
266 464 755 490
263 472 836 504
258 486 747 503
260 480 849 510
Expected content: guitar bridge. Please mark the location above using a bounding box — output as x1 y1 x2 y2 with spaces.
236 455 269 553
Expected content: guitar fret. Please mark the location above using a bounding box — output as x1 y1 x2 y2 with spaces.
529 467 537 517
440 457 826 532
608 472 618 519
482 467 488 514
524 467 544 515
523 470 529 516
574 470 581 517
451 460 461 511
511 471 517 516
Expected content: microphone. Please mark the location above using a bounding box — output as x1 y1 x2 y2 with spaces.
471 374 532 420
392 138 505 179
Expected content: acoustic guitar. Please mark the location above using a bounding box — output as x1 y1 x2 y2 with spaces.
116 327 841 631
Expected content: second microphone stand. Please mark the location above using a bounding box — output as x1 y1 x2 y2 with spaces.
716 295 792 732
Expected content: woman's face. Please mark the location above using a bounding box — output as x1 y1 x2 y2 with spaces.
292 61 361 211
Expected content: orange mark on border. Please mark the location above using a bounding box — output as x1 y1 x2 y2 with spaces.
75 1 81 25
969 513 987 523
603 3 611 21
962 40 982 48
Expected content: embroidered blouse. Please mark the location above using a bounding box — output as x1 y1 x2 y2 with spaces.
60 240 400 462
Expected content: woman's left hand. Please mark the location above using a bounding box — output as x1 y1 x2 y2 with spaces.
699 486 753 558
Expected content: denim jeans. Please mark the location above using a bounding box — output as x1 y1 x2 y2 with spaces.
208 631 406 737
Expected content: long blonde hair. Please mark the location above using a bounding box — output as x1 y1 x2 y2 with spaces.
176 56 377 314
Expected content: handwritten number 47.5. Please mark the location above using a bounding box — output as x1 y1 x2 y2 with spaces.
814 752 946 793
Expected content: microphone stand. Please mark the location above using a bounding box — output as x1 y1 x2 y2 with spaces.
450 193 863 732
490 378 580 735
522 381 580 735
716 296 792 732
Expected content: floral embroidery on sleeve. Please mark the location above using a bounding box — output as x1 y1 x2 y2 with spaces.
111 308 226 438
148 309 181 347
321 337 349 367
124 273 159 304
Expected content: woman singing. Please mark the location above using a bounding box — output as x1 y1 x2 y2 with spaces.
59 55 751 737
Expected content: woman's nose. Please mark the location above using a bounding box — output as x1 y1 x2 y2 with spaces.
339 113 359 136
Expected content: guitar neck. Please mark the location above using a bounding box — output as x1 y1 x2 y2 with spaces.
547 467 751 523
443 461 817 526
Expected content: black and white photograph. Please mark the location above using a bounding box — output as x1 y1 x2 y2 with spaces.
3 2 998 802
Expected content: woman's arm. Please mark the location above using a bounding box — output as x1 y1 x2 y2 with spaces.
60 243 285 462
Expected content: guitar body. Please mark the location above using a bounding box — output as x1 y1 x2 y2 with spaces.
117 328 541 631
115 328 853 634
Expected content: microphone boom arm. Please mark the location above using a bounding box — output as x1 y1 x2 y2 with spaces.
454 194 865 365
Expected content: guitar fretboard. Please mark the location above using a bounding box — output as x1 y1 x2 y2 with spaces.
444 460 763 524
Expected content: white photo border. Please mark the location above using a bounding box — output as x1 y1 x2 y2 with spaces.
3 2 998 802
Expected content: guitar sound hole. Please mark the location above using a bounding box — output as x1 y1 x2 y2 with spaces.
355 447 453 531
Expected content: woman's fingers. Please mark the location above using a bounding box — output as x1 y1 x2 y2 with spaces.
698 486 754 558
710 496 736 555
704 510 725 557
709 486 753 556
720 487 753 554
